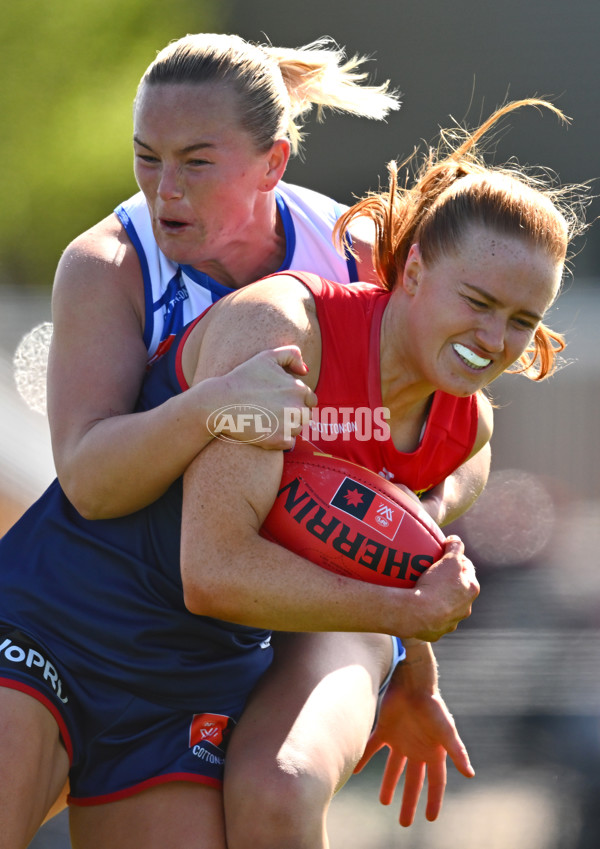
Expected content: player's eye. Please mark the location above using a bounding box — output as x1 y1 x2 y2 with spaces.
465 296 489 309
512 316 537 331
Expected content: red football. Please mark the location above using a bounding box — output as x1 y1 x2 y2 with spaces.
260 437 446 588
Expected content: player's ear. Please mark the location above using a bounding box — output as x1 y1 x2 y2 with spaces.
402 243 422 294
261 138 291 191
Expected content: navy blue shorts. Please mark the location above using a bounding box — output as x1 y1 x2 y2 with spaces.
0 627 244 805
0 626 404 805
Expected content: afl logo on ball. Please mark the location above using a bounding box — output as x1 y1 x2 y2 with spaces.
207 405 279 443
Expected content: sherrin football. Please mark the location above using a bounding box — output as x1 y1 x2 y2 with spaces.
260 437 446 588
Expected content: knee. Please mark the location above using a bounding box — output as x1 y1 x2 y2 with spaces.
225 757 329 849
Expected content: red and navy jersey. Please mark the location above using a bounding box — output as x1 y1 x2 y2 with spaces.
287 272 479 493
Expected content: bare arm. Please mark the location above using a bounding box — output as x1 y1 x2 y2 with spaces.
182 425 476 639
48 217 313 519
420 443 491 527
420 395 494 527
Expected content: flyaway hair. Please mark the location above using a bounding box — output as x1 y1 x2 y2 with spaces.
336 98 592 380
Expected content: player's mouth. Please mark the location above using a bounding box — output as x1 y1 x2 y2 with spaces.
452 343 491 370
158 216 192 232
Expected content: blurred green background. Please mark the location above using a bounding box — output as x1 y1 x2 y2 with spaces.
1 1 599 848
0 0 219 287
2 0 599 290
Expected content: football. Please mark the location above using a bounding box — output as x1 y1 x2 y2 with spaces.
260 437 446 588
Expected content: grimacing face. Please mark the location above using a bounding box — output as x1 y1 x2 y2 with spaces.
393 225 563 397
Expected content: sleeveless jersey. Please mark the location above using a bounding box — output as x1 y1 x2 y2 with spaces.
115 182 358 363
290 272 479 493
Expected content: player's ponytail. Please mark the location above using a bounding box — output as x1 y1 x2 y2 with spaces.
510 323 566 381
139 33 399 157
265 39 400 154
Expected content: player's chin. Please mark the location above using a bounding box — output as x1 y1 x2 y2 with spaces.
443 368 497 397
154 226 199 260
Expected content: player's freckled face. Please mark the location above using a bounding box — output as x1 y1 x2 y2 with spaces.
383 225 563 397
132 81 276 270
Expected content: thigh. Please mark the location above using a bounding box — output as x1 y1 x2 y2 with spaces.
224 632 392 847
0 686 70 849
42 780 69 823
69 782 226 849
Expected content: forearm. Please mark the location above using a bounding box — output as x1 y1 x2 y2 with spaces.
52 339 313 520
185 531 426 636
181 440 478 640
56 383 218 519
181 439 417 634
392 639 439 695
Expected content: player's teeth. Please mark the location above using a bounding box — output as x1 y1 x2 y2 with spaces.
453 343 491 369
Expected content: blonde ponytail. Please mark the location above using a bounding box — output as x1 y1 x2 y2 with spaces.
266 38 400 152
140 33 399 156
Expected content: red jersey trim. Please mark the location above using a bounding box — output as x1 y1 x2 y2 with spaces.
174 315 203 391
367 294 389 410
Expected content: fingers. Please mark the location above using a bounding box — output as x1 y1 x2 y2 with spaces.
424 757 447 822
443 536 480 596
399 761 426 827
270 345 309 376
411 536 480 641
447 733 475 779
268 347 318 412
353 737 385 775
219 346 318 450
441 534 465 557
303 387 318 411
379 751 407 806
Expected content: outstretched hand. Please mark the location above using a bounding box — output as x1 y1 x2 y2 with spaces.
354 668 474 826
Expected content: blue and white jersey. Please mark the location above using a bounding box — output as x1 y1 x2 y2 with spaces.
115 182 358 362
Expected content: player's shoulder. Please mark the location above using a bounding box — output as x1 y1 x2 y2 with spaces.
54 211 142 294
474 392 494 446
51 210 145 325
277 180 346 216
202 273 317 349
231 271 316 306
